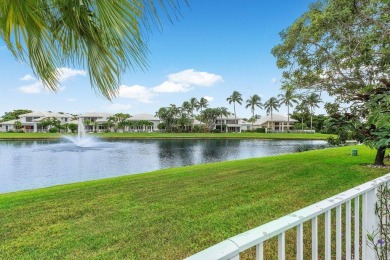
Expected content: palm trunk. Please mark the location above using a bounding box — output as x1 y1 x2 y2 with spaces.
310 107 313 130
191 110 194 132
200 107 203 124
374 146 386 166
233 103 237 133
220 114 223 132
252 110 254 130
287 106 290 132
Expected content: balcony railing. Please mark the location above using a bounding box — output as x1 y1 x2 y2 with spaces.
187 173 390 260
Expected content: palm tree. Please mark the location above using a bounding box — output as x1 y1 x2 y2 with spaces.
217 107 230 132
189 97 199 130
197 97 209 123
278 86 299 132
13 121 22 132
155 104 179 132
294 103 310 130
245 94 263 130
226 91 243 132
0 1 184 99
304 93 322 130
263 97 280 131
200 108 220 132
108 113 131 132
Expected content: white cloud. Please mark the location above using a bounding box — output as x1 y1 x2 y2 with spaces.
271 78 279 84
18 67 85 94
20 74 35 81
203 96 214 102
110 69 223 103
118 85 155 103
104 103 132 111
167 69 223 86
56 67 86 82
153 69 223 93
19 81 43 94
153 81 191 93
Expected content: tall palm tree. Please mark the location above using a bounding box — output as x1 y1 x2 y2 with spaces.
226 91 243 132
245 94 263 130
217 107 230 132
179 102 191 131
189 97 199 130
294 103 310 130
278 86 299 132
197 97 209 123
263 97 280 131
200 108 220 132
108 113 131 132
0 1 185 99
181 101 192 115
155 105 179 132
304 93 322 130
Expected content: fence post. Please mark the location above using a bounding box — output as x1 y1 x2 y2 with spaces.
364 188 378 260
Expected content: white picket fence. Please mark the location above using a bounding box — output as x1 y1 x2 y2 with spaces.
187 173 390 260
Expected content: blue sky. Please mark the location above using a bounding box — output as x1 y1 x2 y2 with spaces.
0 0 322 118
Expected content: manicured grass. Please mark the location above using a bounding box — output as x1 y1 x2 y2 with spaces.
0 132 62 139
0 145 387 259
97 132 333 140
0 132 333 140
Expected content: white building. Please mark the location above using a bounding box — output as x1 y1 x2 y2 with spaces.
253 114 298 132
215 116 251 132
0 111 72 132
78 112 160 132
127 114 160 132
79 112 113 132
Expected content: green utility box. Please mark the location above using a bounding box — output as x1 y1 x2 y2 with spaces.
351 149 358 156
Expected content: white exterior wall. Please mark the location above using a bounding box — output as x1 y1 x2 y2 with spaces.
0 124 14 132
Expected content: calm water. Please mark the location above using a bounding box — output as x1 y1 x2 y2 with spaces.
0 139 326 193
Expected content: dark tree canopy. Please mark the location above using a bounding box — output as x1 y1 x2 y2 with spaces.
272 0 390 165
272 0 389 101
0 109 32 122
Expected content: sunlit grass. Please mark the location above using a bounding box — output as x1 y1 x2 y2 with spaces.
0 145 386 259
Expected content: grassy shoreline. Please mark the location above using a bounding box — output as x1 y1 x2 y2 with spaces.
0 132 333 140
0 145 386 259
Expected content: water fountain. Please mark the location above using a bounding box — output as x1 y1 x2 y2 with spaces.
63 117 97 147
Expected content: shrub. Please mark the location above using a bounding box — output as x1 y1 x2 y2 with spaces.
49 127 58 133
254 128 266 133
192 125 201 133
212 129 221 133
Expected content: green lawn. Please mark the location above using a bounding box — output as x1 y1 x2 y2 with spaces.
0 145 386 259
0 131 333 140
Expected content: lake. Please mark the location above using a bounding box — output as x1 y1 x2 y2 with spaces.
0 139 326 193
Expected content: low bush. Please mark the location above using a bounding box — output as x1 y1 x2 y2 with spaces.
49 127 58 133
254 128 266 133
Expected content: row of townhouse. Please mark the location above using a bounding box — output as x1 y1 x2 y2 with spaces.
0 111 298 133
214 115 298 132
0 111 72 133
79 112 161 132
